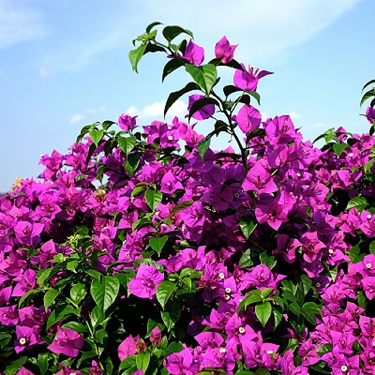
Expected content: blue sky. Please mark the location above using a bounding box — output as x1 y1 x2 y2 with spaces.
1 0 374 192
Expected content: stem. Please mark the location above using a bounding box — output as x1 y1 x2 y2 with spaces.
211 90 248 174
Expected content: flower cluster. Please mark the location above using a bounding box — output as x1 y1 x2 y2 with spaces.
1 23 375 375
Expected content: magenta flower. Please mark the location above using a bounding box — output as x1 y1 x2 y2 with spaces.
128 264 164 299
118 113 137 131
242 161 278 194
12 269 37 297
188 94 215 120
14 220 44 247
47 327 84 357
215 36 237 64
54 366 83 375
14 325 38 353
234 63 272 91
118 334 139 361
235 104 261 134
182 40 204 66
366 106 375 124
16 367 35 375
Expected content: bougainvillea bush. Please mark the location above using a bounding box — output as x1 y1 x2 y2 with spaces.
1 23 375 375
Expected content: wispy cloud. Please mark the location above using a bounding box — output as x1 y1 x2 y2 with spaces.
69 107 107 124
0 0 46 49
38 28 129 77
124 100 187 122
139 0 364 64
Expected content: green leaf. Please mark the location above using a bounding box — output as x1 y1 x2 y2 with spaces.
273 309 283 329
239 215 258 240
136 351 151 373
289 302 301 317
119 355 137 372
301 302 322 325
95 328 108 344
238 291 263 312
129 43 147 73
162 58 184 81
197 136 211 161
357 291 367 309
188 97 219 121
156 280 176 310
170 200 194 215
360 87 375 106
239 249 254 267
125 152 141 176
349 244 364 263
62 321 88 333
164 82 199 117
90 276 120 313
118 136 137 155
37 267 54 286
89 128 104 147
162 25 193 42
362 79 375 91
37 352 50 375
316 343 332 356
149 235 168 254
146 21 163 33
91 305 104 329
255 302 272 327
161 302 181 331
332 143 349 157
185 63 218 96
145 189 163 211
4 357 28 375
46 304 80 330
44 289 60 311
370 240 375 254
70 283 86 305
299 274 312 296
346 195 368 211
259 252 276 270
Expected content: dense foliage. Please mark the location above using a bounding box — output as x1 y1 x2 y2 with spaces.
1 23 375 375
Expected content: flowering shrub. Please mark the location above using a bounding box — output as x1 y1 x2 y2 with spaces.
1 22 375 375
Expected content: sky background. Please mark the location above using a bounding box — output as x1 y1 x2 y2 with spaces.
1 0 374 192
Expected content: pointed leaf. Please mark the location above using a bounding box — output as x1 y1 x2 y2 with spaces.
240 215 258 240
170 200 194 215
149 235 168 255
156 280 176 310
332 143 349 157
164 82 199 117
162 58 184 81
185 64 217 96
136 352 151 373
90 276 120 313
188 97 219 121
162 25 193 42
44 289 60 311
146 22 163 33
197 136 211 161
255 302 272 327
145 189 163 211
118 136 137 155
129 44 147 73
89 129 104 147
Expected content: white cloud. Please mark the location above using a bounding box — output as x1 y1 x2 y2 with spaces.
69 107 107 124
0 0 46 49
69 114 85 124
289 111 300 121
125 100 187 121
